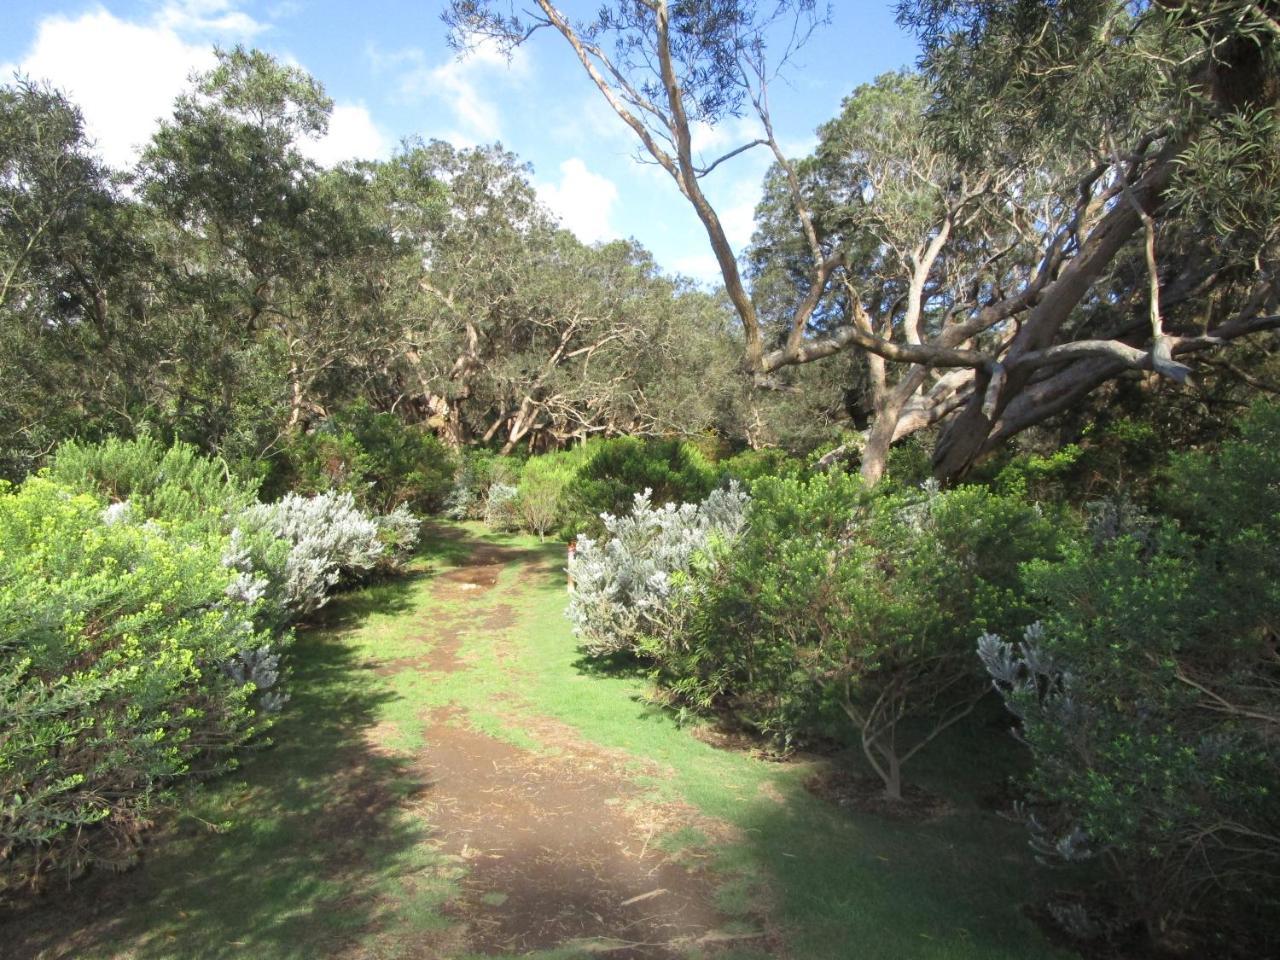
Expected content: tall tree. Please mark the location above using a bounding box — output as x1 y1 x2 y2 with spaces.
375 140 743 450
444 0 1280 481
0 81 159 476
137 47 400 458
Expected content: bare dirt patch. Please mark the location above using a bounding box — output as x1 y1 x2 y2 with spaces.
804 765 951 822
416 708 743 958
399 532 757 956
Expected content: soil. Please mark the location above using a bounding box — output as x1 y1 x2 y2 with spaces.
803 765 951 822
419 707 732 958
398 534 749 957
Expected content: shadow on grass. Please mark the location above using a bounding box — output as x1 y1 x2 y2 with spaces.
418 520 478 568
689 708 1068 960
569 648 650 681
307 566 428 631
3 585 435 960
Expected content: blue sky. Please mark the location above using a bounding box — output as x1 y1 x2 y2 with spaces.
1 1 920 282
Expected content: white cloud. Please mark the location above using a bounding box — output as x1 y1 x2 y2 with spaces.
300 102 390 166
780 133 819 160
2 3 266 169
538 158 619 245
385 38 528 144
690 116 765 165
551 93 634 151
671 254 724 286
708 175 765 251
156 0 266 37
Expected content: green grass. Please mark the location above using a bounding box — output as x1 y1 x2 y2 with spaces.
6 521 1070 960
475 532 1069 960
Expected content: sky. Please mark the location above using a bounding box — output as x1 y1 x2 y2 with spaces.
1 0 921 283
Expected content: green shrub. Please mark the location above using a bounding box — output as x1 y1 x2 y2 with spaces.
717 447 804 485
674 475 1062 795
48 435 258 534
516 447 590 539
981 401 1280 950
562 437 717 538
272 403 456 514
0 477 280 899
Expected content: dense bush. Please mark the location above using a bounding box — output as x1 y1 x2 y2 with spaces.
567 483 750 659
50 437 420 624
445 448 521 521
980 402 1280 951
48 435 258 533
517 463 567 539
0 478 281 898
240 491 420 618
562 438 717 538
483 482 522 532
270 403 456 514
516 447 590 539
684 476 1061 789
574 469 1063 795
717 447 804 485
1 435 427 902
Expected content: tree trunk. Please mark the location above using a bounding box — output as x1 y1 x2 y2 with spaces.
931 141 1183 481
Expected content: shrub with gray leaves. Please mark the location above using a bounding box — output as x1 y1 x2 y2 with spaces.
568 482 749 658
240 490 414 617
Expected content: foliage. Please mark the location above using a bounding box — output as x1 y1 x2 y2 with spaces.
444 449 520 521
980 401 1280 951
269 403 456 515
48 435 258 533
0 477 279 898
567 483 750 659
562 437 718 539
240 490 419 618
672 473 1063 794
0 81 147 480
718 447 805 485
516 448 586 540
483 483 522 532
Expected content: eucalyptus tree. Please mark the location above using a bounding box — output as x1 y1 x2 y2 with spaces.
380 139 743 450
137 47 402 459
444 0 1280 482
0 81 160 477
475 236 743 450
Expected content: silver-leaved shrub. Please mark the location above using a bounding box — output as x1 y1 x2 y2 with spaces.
567 482 749 658
241 490 419 617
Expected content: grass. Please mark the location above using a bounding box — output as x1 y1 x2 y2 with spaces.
481 531 1069 960
5 521 1070 960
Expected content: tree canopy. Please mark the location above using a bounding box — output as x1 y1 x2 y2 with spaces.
446 0 1280 481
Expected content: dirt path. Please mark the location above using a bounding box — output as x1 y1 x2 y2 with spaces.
381 533 744 959
1 530 759 960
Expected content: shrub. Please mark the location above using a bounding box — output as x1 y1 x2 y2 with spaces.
562 437 717 538
51 437 419 624
516 448 586 540
270 403 456 515
666 474 1063 792
567 483 749 659
239 490 419 617
484 482 521 532
48 435 258 534
0 478 280 898
444 449 520 521
979 402 1280 951
717 448 804 485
